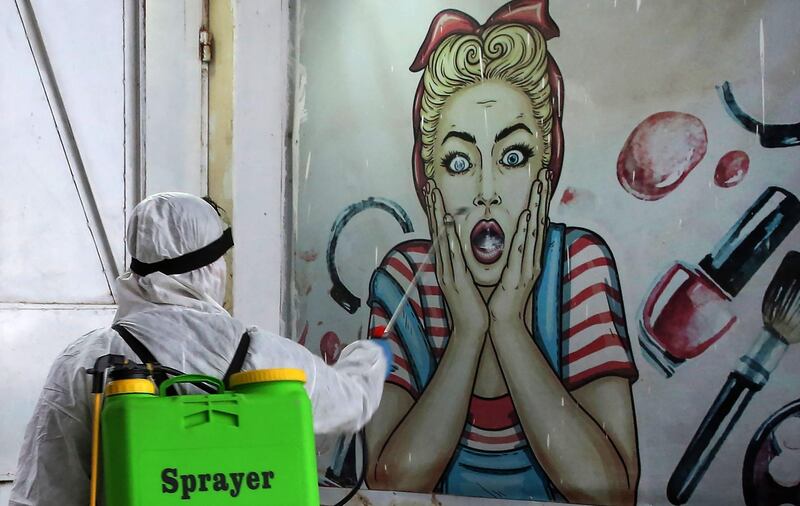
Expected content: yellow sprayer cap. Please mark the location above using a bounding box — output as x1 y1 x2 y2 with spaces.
105 378 157 396
229 368 307 387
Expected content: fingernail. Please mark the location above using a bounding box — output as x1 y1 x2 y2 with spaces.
432 191 437 202
444 214 454 224
525 211 531 222
546 170 552 181
535 182 542 194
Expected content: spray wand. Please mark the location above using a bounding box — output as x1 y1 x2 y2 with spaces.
668 251 800 504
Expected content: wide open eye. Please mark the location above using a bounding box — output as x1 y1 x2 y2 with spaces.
441 152 473 174
502 150 524 166
499 144 535 168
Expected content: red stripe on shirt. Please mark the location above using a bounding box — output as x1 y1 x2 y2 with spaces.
563 334 624 364
567 234 603 258
427 326 450 337
565 361 638 390
464 431 524 445
403 243 433 254
562 282 621 311
393 354 411 371
565 311 625 338
419 262 435 272
563 257 614 282
420 285 443 296
425 306 446 318
387 375 416 395
468 395 519 430
371 305 389 319
386 256 414 283
409 298 424 321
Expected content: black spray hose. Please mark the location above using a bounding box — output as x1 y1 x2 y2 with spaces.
324 430 368 506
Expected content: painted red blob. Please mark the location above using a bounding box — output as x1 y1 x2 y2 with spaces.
298 249 319 262
715 150 750 188
372 325 387 338
617 112 708 201
560 187 577 205
320 331 342 364
298 321 309 346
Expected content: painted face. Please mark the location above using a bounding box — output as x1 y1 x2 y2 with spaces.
431 80 547 286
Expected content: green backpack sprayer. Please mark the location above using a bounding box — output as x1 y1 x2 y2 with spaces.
85 325 370 506
86 326 320 506
87 360 319 505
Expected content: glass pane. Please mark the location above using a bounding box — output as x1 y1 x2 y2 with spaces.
289 1 800 503
0 307 116 475
32 0 127 269
0 0 116 303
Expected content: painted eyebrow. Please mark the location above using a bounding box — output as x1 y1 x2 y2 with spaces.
442 130 477 144
495 123 533 143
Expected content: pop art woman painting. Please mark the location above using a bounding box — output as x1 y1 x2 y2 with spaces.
364 1 640 503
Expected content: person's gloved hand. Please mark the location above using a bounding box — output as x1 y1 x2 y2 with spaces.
371 339 394 379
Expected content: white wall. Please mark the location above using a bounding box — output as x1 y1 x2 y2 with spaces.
143 0 207 196
230 0 288 334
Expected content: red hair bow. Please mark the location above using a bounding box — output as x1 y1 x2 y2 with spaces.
410 0 564 203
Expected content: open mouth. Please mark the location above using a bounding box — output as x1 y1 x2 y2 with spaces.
470 220 505 265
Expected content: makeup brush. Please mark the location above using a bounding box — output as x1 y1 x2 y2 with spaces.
668 250 800 505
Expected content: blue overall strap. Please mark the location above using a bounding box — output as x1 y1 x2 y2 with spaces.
532 223 565 373
368 266 435 391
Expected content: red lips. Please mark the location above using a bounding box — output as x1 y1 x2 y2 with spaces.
470 220 505 264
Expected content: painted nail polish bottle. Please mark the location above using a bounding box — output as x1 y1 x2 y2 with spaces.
640 187 800 376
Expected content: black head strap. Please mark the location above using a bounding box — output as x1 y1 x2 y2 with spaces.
131 228 233 276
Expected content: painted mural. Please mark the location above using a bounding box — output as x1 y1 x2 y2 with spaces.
289 0 800 504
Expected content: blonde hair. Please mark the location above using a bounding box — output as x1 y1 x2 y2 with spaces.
419 24 553 177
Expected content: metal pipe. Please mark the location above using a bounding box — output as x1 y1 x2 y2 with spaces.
124 0 146 265
15 0 121 301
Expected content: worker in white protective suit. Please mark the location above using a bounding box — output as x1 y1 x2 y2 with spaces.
10 192 392 506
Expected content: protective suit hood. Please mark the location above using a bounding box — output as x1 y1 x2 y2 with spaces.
112 192 236 375
116 192 229 316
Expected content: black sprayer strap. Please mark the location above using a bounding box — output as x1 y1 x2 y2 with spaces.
111 324 177 396
223 331 251 388
130 228 233 276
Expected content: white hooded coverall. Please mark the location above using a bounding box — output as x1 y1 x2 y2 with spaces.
10 193 389 505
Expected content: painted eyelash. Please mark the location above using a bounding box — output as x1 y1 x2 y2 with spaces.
502 143 536 161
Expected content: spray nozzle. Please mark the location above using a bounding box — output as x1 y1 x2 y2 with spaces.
87 354 129 394
87 355 161 394
88 355 219 395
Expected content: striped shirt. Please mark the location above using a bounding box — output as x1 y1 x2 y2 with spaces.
368 227 637 452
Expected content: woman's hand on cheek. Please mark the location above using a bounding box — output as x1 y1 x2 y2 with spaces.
488 169 551 329
426 181 489 341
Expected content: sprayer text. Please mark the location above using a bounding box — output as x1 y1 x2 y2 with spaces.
161 468 275 499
